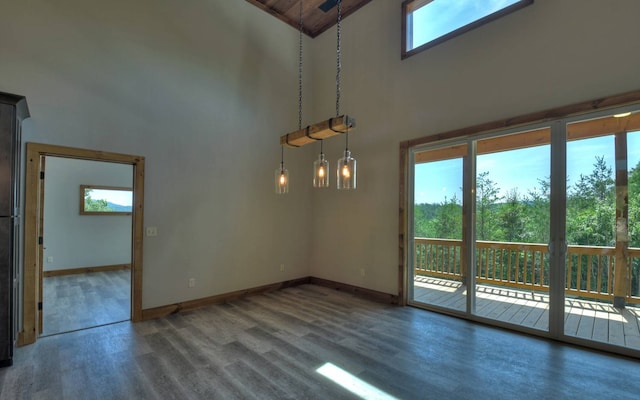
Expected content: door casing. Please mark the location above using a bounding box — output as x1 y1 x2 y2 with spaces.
19 143 145 346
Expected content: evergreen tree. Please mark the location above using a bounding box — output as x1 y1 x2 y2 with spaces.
476 171 501 241
526 177 550 244
567 156 615 246
435 194 462 239
499 188 527 242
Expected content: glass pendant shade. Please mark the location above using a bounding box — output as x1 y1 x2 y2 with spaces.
337 150 356 190
313 153 330 188
275 164 289 194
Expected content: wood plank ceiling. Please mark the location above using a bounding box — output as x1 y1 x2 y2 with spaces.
245 0 374 38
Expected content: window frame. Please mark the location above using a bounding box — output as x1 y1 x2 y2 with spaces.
80 184 133 216
399 89 640 359
401 0 534 60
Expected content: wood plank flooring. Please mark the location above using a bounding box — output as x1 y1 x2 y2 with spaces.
2 284 640 399
42 270 131 336
413 276 640 350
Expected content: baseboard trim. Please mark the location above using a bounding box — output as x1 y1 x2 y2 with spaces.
141 277 312 321
309 277 400 304
140 276 400 321
43 264 131 277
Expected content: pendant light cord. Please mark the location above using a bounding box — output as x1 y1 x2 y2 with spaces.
335 0 348 152
335 0 341 118
298 0 303 131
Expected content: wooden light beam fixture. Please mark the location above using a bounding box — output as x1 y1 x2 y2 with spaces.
277 0 359 191
279 114 356 148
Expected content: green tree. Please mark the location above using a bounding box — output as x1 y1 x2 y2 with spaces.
84 189 112 212
566 156 615 246
435 194 462 239
629 160 640 248
526 177 550 244
499 188 527 242
476 171 501 241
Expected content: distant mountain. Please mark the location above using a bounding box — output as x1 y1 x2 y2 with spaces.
107 202 132 212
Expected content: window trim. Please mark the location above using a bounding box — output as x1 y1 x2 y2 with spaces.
401 0 534 60
80 184 133 216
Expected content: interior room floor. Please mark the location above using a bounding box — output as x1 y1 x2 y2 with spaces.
2 284 640 399
42 270 131 336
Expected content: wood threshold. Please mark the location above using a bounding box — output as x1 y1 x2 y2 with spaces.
43 264 131 278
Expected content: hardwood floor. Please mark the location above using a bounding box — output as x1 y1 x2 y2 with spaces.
42 270 131 336
2 284 640 399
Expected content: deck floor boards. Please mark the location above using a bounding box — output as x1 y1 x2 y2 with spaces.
414 276 640 350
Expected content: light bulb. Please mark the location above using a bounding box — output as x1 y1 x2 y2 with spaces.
614 112 631 118
279 173 286 185
342 164 350 179
318 166 325 178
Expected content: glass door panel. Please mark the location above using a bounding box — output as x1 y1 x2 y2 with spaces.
473 129 551 331
564 114 640 351
628 130 640 350
411 145 466 311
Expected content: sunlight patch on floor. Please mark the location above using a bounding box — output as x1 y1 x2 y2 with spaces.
317 362 399 400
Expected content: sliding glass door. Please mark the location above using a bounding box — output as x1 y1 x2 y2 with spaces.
564 115 640 351
408 106 640 354
410 145 466 312
473 130 551 331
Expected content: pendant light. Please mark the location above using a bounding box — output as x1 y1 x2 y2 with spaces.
275 144 289 194
335 0 356 190
313 140 329 188
277 0 358 187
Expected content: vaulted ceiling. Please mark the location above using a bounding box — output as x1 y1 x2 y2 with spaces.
245 0 374 38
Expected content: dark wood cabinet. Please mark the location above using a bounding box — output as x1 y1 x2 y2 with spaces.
0 92 29 367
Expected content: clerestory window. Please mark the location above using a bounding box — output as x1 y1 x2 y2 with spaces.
402 0 534 59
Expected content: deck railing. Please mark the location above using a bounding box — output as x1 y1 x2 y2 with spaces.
414 238 640 304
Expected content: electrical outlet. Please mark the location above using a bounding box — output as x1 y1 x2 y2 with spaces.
47 256 53 263
360 268 366 277
146 227 158 237
188 278 195 288
280 264 285 272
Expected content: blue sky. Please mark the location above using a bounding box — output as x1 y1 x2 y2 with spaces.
92 188 133 207
411 0 520 48
415 131 640 204
410 2 640 204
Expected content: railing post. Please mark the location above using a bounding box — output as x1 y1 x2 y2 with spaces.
613 132 629 309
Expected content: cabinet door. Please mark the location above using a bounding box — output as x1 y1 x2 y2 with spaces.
0 217 12 363
0 103 15 216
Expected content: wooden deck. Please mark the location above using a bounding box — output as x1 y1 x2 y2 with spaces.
413 276 640 350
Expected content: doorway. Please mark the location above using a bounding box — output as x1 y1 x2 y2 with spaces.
41 157 133 336
20 143 145 346
405 104 640 357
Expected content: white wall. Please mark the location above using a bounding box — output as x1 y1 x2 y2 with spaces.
308 0 640 294
0 0 315 308
4 0 640 309
43 157 132 271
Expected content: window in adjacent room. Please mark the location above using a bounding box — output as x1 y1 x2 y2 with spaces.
402 0 533 59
